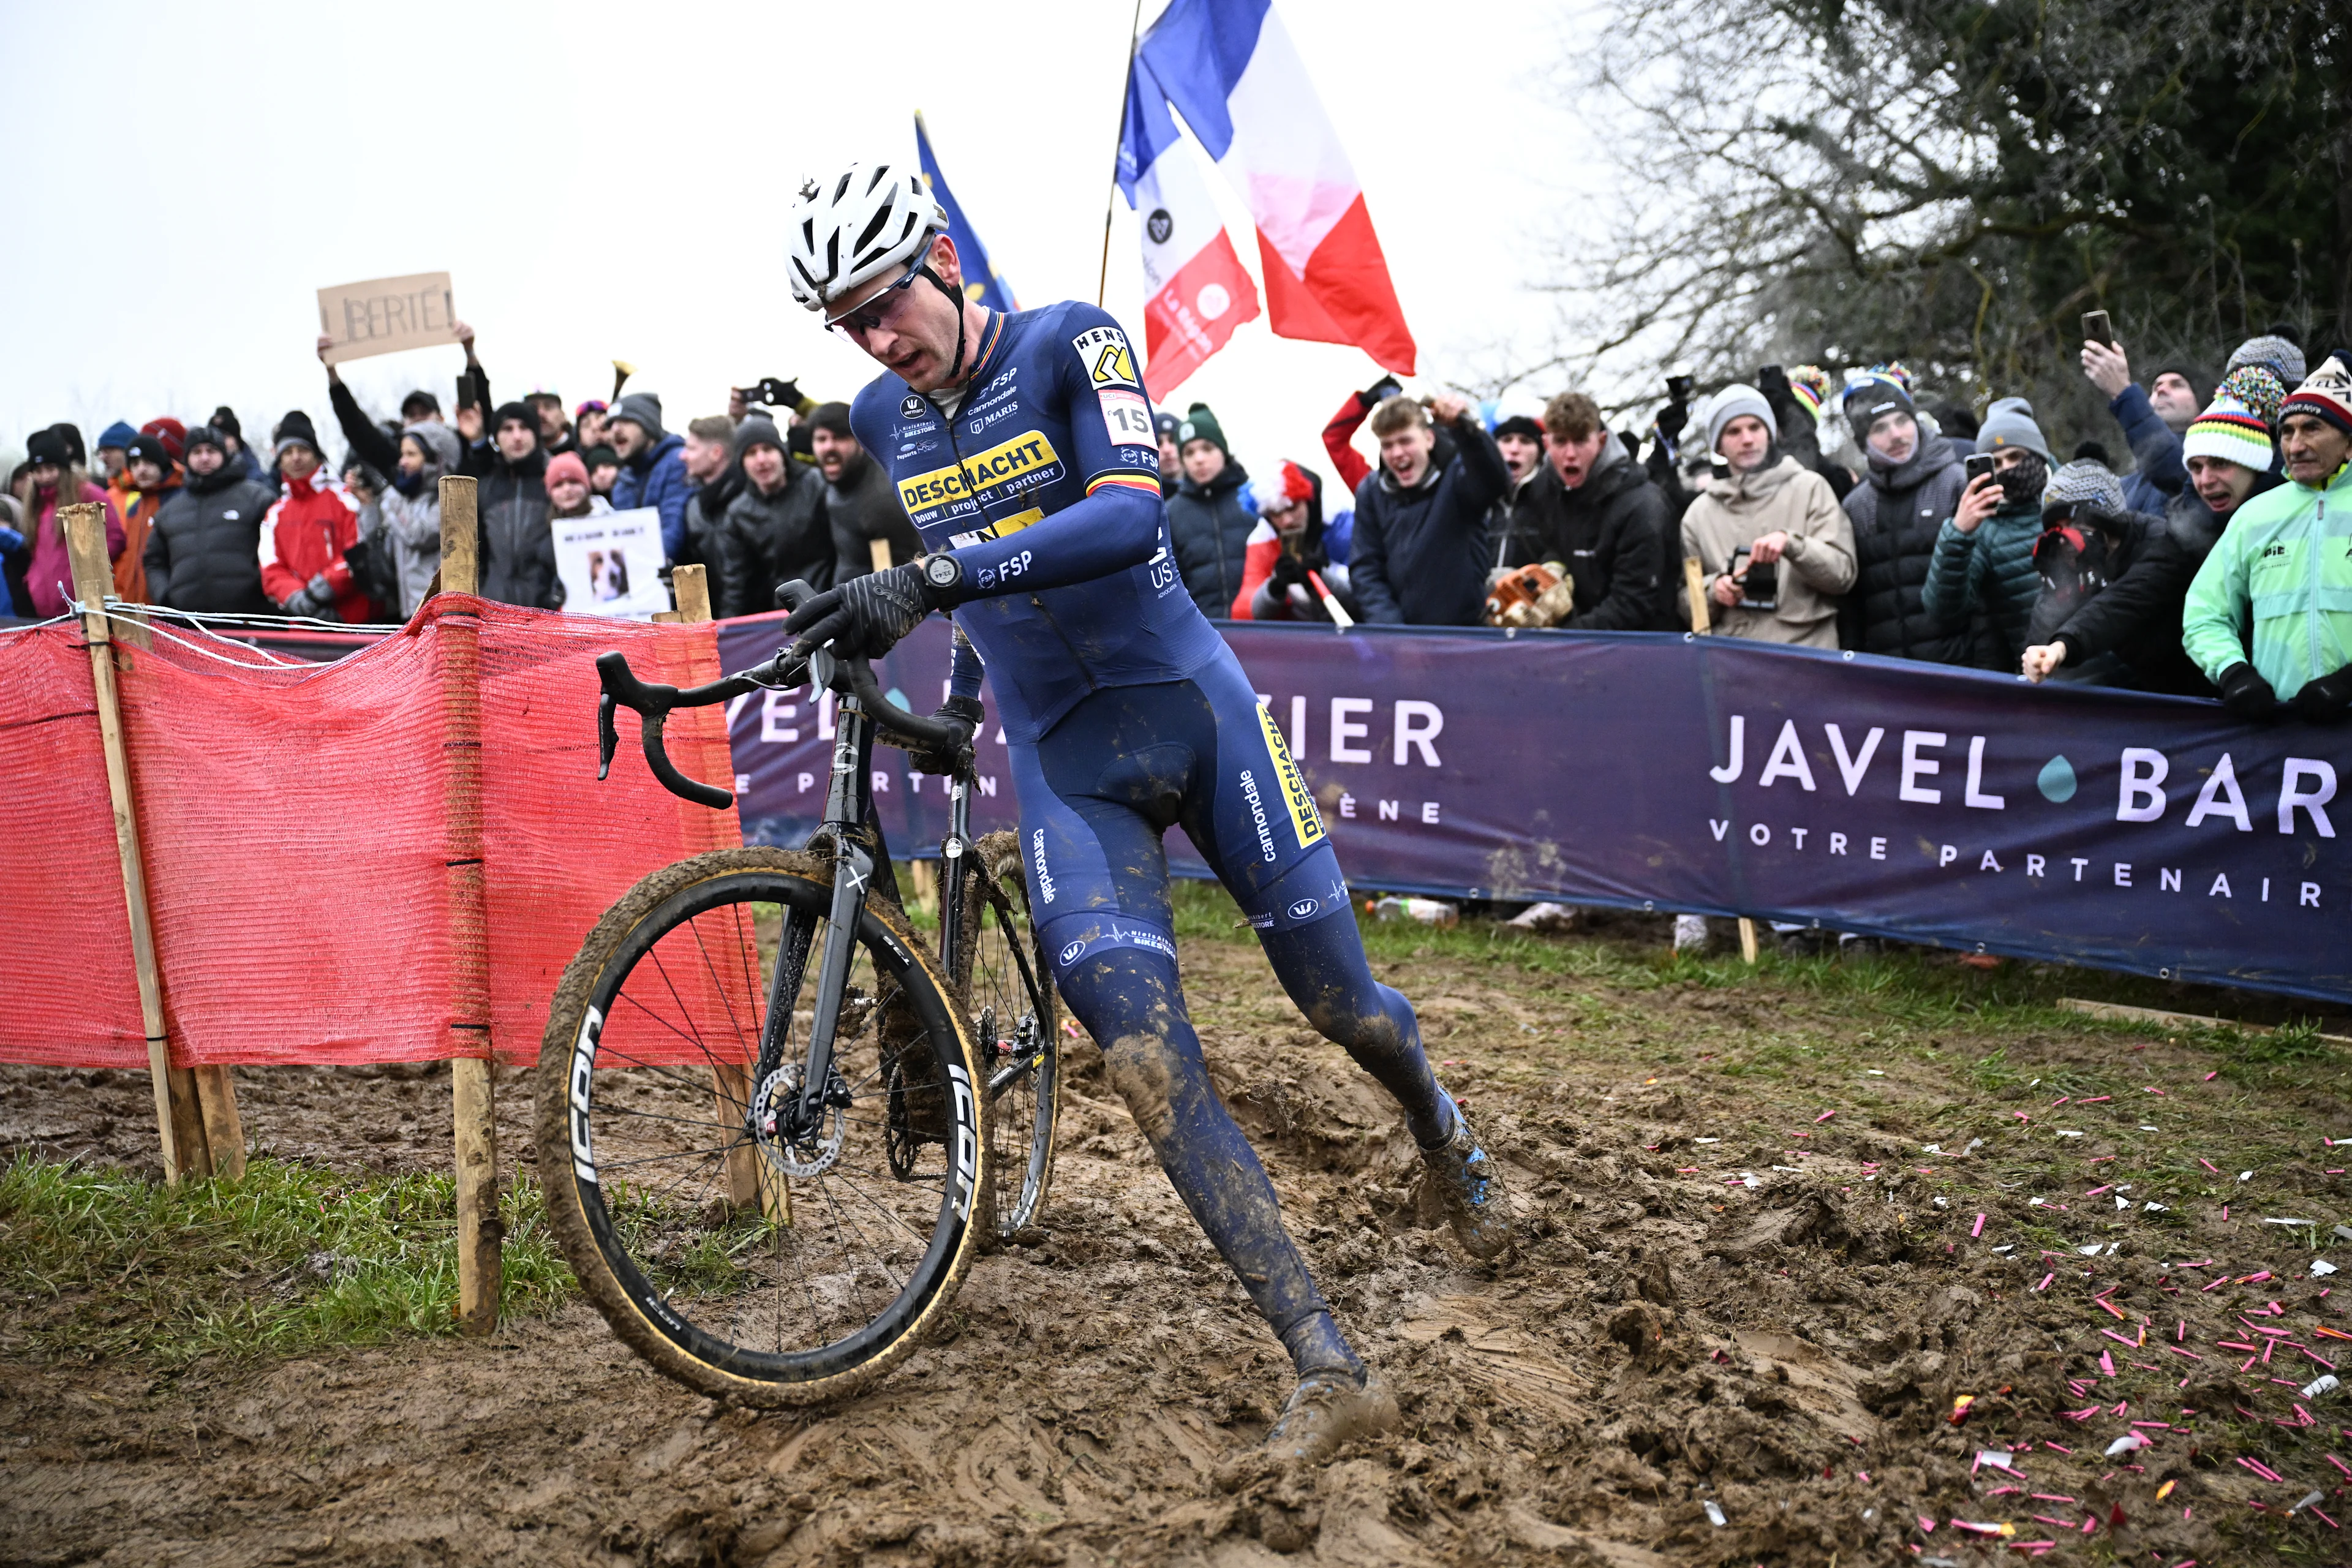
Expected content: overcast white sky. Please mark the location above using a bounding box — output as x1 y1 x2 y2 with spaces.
1 1 1600 501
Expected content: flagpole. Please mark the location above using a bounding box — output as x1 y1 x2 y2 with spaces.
1096 0 1146 307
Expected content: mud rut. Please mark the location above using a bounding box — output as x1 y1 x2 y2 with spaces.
4 927 2348 1567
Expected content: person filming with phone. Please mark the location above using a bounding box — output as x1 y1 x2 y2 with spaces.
1678 383 1854 645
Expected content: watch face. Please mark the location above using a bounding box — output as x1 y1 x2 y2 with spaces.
926 557 958 587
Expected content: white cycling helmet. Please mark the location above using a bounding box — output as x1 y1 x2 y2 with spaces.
788 162 949 316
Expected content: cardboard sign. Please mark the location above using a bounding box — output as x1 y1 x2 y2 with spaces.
316 272 461 365
552 508 670 619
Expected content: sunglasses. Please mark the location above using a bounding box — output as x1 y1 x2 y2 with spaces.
826 266 925 338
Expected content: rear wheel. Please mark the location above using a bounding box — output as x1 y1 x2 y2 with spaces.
954 830 1060 1241
535 846 985 1406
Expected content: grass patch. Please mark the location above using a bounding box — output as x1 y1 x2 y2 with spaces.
0 1155 573 1365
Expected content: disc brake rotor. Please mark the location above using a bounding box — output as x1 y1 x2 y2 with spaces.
753 1063 846 1178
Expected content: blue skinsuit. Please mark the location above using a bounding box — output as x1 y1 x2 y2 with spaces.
850 303 1451 1373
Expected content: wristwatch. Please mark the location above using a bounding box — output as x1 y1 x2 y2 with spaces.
921 552 965 601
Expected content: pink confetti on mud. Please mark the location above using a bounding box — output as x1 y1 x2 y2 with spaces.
1814 1110 1836 1123
1972 1212 1986 1237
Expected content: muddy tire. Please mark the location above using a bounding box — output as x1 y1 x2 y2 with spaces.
956 831 1061 1242
535 846 986 1408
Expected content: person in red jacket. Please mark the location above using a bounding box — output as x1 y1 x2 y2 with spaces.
258 411 371 621
1321 375 1401 496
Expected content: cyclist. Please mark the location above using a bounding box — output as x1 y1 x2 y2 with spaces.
777 163 1509 1464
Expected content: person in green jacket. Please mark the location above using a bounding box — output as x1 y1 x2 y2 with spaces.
2182 353 2352 719
1922 396 2054 670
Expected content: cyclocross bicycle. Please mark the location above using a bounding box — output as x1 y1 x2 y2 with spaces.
534 583 1059 1406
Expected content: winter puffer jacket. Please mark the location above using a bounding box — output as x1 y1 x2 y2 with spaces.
1839 434 1975 662
1499 443 1677 631
612 434 691 561
19 480 124 618
2182 459 2352 700
143 464 277 616
1679 455 1855 646
2043 476 2283 698
1166 458 1255 619
478 446 560 610
1921 499 2045 671
260 472 370 620
715 462 833 618
374 421 462 616
1349 419 1511 626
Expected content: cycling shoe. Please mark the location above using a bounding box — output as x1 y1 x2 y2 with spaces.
1420 1103 1512 1260
1262 1365 1398 1465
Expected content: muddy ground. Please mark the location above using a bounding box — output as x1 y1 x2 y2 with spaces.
5 910 2351 1567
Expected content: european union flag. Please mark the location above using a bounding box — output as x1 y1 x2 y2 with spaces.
914 112 1017 313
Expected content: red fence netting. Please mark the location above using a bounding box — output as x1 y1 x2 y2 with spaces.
0 627 148 1068
0 597 740 1071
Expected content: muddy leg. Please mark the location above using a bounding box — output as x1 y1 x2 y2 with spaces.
1258 913 1452 1148
1054 943 1359 1378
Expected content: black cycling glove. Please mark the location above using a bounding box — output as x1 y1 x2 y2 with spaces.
782 562 941 660
909 693 984 777
2217 662 2278 722
2294 662 2352 724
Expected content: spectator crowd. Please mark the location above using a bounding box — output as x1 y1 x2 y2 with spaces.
7 315 2350 770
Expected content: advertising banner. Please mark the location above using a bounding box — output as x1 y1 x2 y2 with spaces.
717 617 2352 1006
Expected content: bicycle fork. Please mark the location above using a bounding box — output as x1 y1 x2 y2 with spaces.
764 702 877 1144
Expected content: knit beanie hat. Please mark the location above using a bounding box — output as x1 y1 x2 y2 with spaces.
97 420 138 453
141 417 187 464
1176 402 1228 456
1704 384 1776 452
2182 365 2285 472
24 427 72 469
2280 354 2352 439
491 401 537 437
2226 331 2307 391
183 424 226 458
807 401 854 439
583 444 620 473
125 433 175 474
2041 458 2125 520
1154 409 1180 441
209 406 243 443
608 391 666 441
1785 366 1834 423
1243 459 1317 518
732 413 787 461
1977 397 2054 466
1842 363 1918 440
1492 414 1544 444
48 423 87 467
543 451 590 491
272 409 322 458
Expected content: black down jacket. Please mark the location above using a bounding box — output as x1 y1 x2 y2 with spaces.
1838 434 1976 663
478 447 561 609
1166 458 1255 620
142 464 277 615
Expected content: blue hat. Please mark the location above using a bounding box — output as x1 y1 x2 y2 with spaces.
97 420 138 453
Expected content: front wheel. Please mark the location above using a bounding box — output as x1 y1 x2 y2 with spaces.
535 847 986 1407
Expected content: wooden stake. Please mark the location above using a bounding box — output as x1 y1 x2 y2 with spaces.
1683 555 1760 965
438 477 502 1335
869 538 894 574
63 505 212 1182
666 565 770 1215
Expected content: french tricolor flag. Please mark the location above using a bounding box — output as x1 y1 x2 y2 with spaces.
1137 0 1417 377
1119 56 1261 402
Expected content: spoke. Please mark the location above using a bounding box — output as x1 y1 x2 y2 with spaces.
685 907 753 1059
